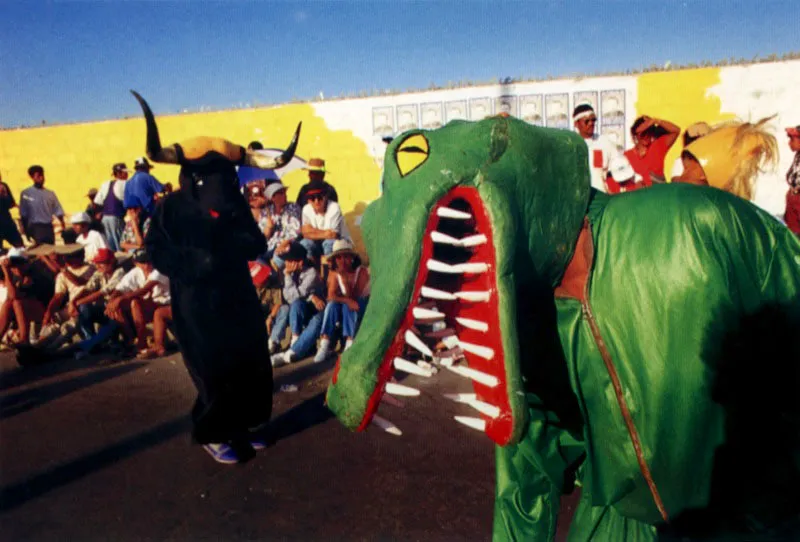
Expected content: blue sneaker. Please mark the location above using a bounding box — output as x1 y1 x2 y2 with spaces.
202 442 240 464
250 437 268 451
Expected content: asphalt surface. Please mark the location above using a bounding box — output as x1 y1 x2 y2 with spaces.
0 349 499 541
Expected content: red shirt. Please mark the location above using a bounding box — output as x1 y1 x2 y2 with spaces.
624 136 672 186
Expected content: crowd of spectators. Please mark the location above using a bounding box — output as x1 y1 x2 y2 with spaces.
1 111 798 368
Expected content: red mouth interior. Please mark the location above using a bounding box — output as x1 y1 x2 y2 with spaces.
350 186 513 445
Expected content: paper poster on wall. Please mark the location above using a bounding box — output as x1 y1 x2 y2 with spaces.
445 100 468 123
469 97 492 120
396 104 419 133
600 90 626 126
601 124 626 149
421 102 444 129
520 95 543 126
545 93 570 128
372 106 395 137
573 91 598 113
494 95 518 117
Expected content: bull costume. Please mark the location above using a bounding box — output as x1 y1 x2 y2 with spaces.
326 116 800 540
131 91 301 464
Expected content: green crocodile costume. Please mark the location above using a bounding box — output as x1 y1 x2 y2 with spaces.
326 116 800 540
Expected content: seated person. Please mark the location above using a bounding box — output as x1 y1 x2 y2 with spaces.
247 184 269 230
605 155 646 194
119 207 151 253
70 248 126 355
268 242 325 366
296 157 339 207
314 239 370 363
262 181 301 271
71 211 109 263
300 180 350 262
249 260 283 343
37 247 96 351
0 248 55 346
105 249 170 356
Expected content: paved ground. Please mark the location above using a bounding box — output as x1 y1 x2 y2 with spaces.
0 349 499 541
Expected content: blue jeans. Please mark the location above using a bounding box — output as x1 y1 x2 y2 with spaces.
270 299 323 359
299 238 336 260
77 303 108 340
102 215 125 253
321 301 357 339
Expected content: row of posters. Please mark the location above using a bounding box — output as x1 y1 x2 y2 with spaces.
372 89 627 147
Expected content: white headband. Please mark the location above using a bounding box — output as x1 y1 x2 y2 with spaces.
573 109 596 122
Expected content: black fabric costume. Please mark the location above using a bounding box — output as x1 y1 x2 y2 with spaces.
146 161 273 446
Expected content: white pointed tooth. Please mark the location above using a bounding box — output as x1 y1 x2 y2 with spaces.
454 290 491 302
454 416 487 431
466 399 501 418
420 286 456 300
430 231 462 246
439 357 454 367
412 307 445 320
436 206 471 220
372 415 402 436
405 329 433 357
416 360 435 371
427 260 488 274
455 317 489 333
459 234 488 247
393 357 433 377
381 394 405 408
446 364 499 387
442 335 460 349
443 393 478 403
458 340 495 360
385 382 420 396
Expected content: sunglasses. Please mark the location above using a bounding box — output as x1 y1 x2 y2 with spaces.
308 194 325 201
582 117 597 123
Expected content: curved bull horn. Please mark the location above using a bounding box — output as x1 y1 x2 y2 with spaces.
242 122 302 169
130 90 180 164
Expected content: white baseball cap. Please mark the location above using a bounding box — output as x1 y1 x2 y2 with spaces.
609 155 639 183
70 211 91 224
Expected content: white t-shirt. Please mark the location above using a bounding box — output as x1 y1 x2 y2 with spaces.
77 230 108 263
55 264 96 300
115 267 171 304
582 134 621 193
301 200 350 239
94 179 127 205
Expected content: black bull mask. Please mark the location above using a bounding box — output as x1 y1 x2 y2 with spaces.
131 90 301 214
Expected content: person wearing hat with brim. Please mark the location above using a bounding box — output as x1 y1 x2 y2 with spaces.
784 124 800 236
84 187 104 234
268 241 327 365
260 181 302 272
123 156 164 220
71 211 109 264
92 162 130 251
314 239 370 362
605 154 645 194
296 157 339 207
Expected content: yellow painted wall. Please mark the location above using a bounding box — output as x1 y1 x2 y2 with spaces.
635 67 736 179
0 103 380 253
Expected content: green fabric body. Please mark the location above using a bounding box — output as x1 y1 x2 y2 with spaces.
494 185 800 540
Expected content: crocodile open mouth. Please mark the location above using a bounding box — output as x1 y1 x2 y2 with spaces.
334 186 514 445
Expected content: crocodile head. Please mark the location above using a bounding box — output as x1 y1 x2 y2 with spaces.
326 115 590 446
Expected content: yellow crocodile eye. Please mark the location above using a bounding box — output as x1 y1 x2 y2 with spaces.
395 134 429 177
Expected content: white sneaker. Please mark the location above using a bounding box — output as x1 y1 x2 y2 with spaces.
344 338 353 351
313 338 331 363
270 352 289 367
268 339 277 354
290 334 299 347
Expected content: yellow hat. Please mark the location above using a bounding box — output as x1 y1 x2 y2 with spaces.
683 117 778 201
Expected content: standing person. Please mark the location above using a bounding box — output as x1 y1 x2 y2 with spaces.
94 162 129 252
296 157 339 207
784 124 800 236
124 157 163 220
0 173 23 248
19 165 66 245
624 115 681 186
85 188 104 233
572 103 620 192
